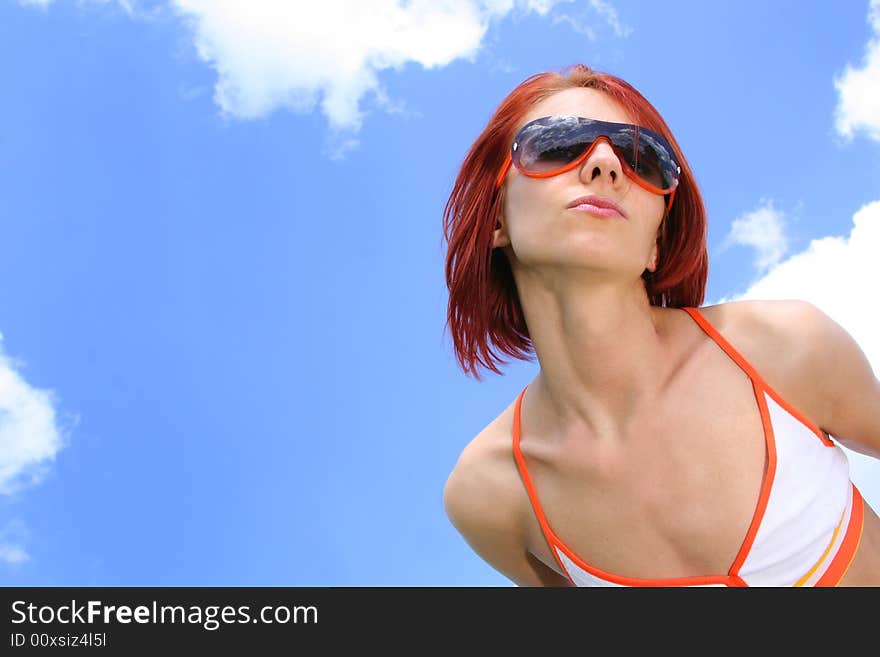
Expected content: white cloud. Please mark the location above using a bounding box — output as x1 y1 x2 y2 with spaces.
711 199 880 509
716 197 790 278
0 337 68 568
0 544 30 565
585 0 631 37
0 519 32 566
166 0 576 158
0 336 67 498
533 0 633 39
833 0 880 142
18 0 633 157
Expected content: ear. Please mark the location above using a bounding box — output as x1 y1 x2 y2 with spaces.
492 215 510 249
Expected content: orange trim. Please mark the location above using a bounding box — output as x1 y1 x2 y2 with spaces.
552 541 741 587
511 372 764 587
815 484 865 586
680 307 833 446
512 385 573 582
728 378 777 577
495 153 512 189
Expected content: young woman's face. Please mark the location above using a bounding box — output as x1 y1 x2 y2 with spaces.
494 87 666 279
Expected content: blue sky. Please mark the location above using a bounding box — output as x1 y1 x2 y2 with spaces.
0 0 878 587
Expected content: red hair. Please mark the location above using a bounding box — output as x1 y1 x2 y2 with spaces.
442 64 708 380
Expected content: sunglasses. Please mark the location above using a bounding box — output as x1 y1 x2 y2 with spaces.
495 115 681 213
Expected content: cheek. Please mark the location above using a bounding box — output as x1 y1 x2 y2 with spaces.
501 187 529 232
629 189 666 231
505 180 554 224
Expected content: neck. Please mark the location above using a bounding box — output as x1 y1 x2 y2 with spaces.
518 271 676 441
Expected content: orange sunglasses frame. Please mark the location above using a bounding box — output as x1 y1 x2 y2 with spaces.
494 132 679 215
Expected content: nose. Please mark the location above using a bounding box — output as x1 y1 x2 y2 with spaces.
578 137 625 186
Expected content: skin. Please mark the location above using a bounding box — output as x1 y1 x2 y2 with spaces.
444 87 880 586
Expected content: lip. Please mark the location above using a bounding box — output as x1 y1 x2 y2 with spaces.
566 195 626 219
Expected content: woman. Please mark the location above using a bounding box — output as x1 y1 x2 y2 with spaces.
441 64 880 586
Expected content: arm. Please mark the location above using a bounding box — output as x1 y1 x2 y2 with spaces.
798 302 880 459
767 301 880 459
443 447 574 587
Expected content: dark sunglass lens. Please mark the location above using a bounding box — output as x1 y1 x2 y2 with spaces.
633 141 665 188
636 130 679 189
608 127 678 189
608 126 637 169
515 118 590 172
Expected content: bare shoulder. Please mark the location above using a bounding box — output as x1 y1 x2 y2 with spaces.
697 299 847 433
443 401 574 587
695 298 821 360
697 298 813 339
